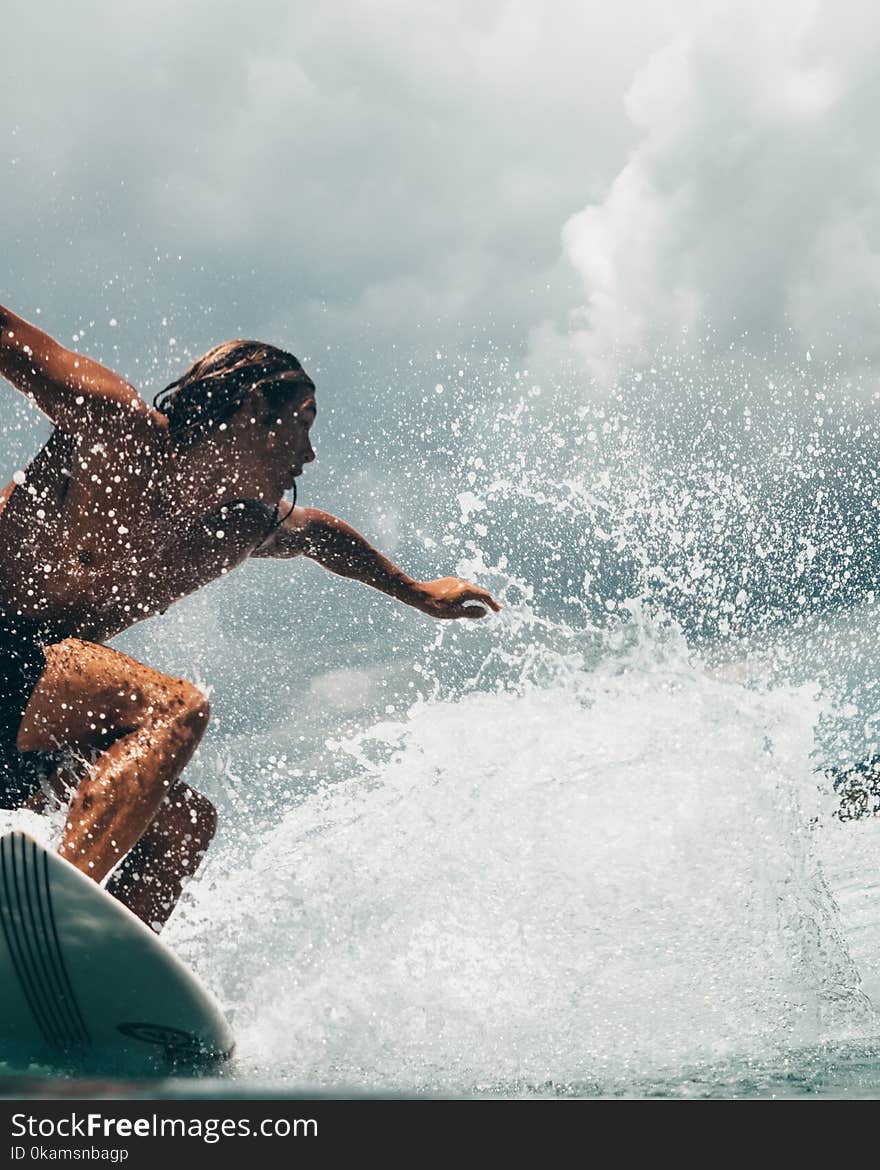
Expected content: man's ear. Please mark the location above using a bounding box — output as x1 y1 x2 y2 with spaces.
245 386 285 452
242 385 271 425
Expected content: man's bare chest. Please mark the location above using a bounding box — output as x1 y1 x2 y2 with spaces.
0 429 276 633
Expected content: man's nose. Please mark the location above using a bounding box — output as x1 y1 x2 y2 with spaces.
304 444 316 463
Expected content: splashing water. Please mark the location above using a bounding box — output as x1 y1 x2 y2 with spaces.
158 598 874 1095
162 356 880 1096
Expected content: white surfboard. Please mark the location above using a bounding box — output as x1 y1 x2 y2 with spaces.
0 830 234 1076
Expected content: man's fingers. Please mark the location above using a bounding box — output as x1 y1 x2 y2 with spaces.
461 589 501 614
426 581 501 620
459 599 491 618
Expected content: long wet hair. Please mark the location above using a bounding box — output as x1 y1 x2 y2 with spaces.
154 340 314 442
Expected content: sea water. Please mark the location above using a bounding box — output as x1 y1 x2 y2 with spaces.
7 354 880 1097
167 607 880 1096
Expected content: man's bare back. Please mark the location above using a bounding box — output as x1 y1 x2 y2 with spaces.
0 303 500 930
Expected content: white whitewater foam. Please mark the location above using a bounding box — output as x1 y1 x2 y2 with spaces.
167 615 873 1092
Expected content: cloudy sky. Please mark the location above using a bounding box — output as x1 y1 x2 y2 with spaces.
554 0 880 387
3 1 699 393
5 0 877 395
3 0 880 734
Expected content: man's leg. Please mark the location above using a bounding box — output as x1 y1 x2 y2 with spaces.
26 766 217 933
17 638 212 915
106 782 217 930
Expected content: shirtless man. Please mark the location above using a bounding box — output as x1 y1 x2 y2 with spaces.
0 303 500 931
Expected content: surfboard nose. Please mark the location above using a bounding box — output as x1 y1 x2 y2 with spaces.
0 830 233 1076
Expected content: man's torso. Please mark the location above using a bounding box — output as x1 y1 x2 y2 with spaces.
0 416 275 643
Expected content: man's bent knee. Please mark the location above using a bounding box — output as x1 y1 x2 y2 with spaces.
187 787 218 845
170 685 210 736
173 783 217 834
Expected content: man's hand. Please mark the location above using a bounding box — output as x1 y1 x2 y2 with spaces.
414 577 502 620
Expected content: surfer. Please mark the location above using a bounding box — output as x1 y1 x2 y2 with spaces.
0 304 500 930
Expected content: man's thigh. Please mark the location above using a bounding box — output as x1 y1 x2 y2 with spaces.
18 637 197 753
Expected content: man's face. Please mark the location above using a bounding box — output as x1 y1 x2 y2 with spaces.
261 390 317 492
252 383 318 493
219 368 317 502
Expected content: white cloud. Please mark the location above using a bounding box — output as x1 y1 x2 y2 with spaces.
555 0 880 387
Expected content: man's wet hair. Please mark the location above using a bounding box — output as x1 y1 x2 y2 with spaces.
154 340 314 441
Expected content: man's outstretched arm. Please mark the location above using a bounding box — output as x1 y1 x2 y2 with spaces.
0 303 149 430
254 506 501 619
